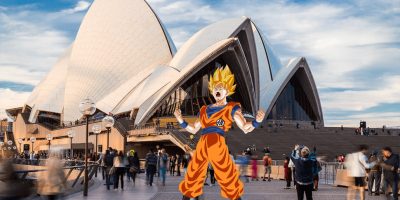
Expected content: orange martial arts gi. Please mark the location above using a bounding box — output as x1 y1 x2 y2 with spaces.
179 102 244 199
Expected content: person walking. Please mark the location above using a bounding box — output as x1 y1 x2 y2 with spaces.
368 151 382 196
284 156 292 189
291 145 317 200
145 149 158 186
251 155 259 181
345 145 376 200
262 153 272 181
37 152 66 200
126 150 134 182
170 155 176 176
310 147 321 191
113 151 125 190
176 154 182 176
237 151 250 183
208 162 216 186
159 148 168 186
103 150 114 190
379 146 399 200
182 152 191 175
128 151 140 185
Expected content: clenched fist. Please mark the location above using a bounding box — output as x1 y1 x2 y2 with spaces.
255 110 265 123
174 109 183 123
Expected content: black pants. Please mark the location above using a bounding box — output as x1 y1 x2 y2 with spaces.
146 165 156 186
296 183 313 200
131 172 137 183
293 168 297 185
209 170 215 184
384 176 398 200
114 167 124 189
177 165 181 176
368 171 381 194
286 179 291 187
170 165 175 175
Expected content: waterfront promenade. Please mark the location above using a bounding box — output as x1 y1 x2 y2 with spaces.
63 174 386 200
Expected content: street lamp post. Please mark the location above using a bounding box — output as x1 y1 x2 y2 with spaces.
7 141 13 157
92 124 101 178
17 138 23 153
30 137 36 153
92 124 101 155
0 142 4 157
102 116 114 150
79 98 96 197
67 130 76 159
46 134 53 153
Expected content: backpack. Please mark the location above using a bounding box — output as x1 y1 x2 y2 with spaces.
147 153 157 166
104 154 114 167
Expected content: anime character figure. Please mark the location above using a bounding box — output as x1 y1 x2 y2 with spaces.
174 66 265 200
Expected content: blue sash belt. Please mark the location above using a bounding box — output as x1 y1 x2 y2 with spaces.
201 126 225 137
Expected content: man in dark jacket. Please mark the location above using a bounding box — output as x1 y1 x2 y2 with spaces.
368 151 382 196
103 150 114 190
145 149 158 186
176 154 182 176
291 145 316 200
380 147 399 200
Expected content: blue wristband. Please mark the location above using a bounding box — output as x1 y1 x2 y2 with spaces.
180 121 188 129
252 120 260 128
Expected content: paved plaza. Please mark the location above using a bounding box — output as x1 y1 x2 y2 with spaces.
63 174 387 200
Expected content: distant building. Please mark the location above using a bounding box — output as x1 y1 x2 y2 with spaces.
6 0 323 156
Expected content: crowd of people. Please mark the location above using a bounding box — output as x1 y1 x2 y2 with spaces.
345 145 399 200
0 143 398 200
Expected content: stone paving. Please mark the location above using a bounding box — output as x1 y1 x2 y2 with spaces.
65 174 387 200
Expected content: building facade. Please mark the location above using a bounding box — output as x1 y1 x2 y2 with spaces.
6 0 323 155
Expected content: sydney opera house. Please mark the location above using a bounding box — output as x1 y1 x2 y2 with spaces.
5 0 323 156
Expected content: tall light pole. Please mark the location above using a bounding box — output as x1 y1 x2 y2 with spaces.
46 134 53 154
79 98 96 197
67 130 76 159
17 138 23 153
92 124 101 155
102 115 114 150
92 124 101 178
30 137 36 153
0 142 4 157
7 140 13 157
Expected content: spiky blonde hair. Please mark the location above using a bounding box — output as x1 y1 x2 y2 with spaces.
208 65 236 96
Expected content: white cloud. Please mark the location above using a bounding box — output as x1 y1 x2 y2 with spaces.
0 88 31 119
320 75 400 111
148 0 400 127
0 3 87 118
1 0 399 127
60 1 91 14
326 112 400 128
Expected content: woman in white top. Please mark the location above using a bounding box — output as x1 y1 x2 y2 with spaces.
345 145 376 200
113 151 125 190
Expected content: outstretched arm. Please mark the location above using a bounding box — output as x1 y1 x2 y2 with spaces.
233 109 265 134
174 109 201 134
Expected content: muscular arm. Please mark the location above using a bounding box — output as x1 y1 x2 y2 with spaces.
233 109 255 134
178 118 201 134
174 109 201 134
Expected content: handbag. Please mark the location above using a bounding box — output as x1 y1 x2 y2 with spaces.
109 166 116 175
129 166 139 173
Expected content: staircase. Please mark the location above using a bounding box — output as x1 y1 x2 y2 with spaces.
165 126 400 160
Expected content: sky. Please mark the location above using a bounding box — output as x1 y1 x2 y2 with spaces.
0 0 399 128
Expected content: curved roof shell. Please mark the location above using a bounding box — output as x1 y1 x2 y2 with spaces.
22 1 323 126
62 0 175 121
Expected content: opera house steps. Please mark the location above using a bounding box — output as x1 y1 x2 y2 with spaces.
166 126 400 161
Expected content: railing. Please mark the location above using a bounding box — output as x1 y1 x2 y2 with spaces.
13 164 99 188
318 162 341 185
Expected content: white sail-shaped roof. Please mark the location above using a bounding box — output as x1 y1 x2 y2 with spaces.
21 0 323 127
26 48 70 122
62 0 175 121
